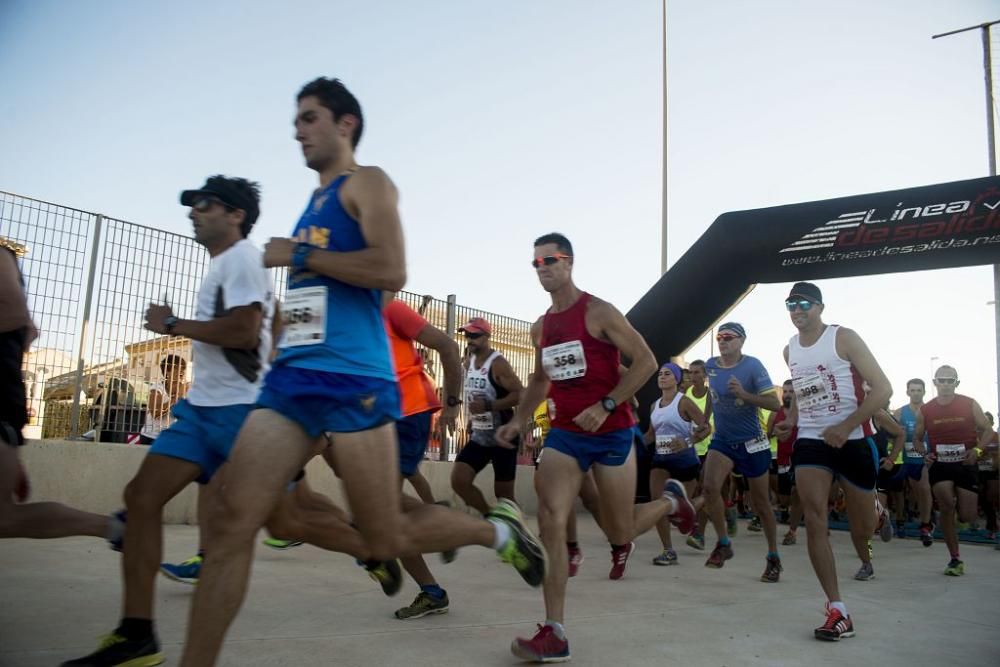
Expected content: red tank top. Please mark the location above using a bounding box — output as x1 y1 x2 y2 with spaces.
920 395 977 455
774 406 797 466
540 292 635 433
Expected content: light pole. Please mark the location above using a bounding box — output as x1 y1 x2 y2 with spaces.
660 0 669 275
929 356 940 384
932 19 1000 414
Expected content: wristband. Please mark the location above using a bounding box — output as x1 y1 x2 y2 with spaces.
292 243 314 270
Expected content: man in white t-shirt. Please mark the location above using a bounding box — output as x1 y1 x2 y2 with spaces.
138 354 188 445
65 176 274 667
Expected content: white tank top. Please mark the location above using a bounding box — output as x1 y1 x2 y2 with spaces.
788 324 865 440
650 393 693 455
465 351 501 435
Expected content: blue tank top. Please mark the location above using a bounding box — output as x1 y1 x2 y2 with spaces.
706 355 774 443
273 174 395 381
899 404 927 462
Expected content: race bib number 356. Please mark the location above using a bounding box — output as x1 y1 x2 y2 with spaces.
279 286 327 347
542 340 587 381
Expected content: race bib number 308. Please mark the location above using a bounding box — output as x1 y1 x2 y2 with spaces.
542 340 587 381
279 286 327 347
792 372 835 411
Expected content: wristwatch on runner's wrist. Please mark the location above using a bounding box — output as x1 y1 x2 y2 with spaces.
292 243 314 270
446 395 462 407
600 396 617 413
163 315 179 334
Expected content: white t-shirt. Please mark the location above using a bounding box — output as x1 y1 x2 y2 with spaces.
140 382 170 439
185 239 274 407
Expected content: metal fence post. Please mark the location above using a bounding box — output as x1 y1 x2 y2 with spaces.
68 214 104 438
442 293 458 461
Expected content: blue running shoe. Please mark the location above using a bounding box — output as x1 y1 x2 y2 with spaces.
159 555 202 585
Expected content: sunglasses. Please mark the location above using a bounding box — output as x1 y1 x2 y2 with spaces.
191 196 233 213
785 299 816 312
716 333 740 342
934 378 958 385
531 254 572 269
464 332 485 340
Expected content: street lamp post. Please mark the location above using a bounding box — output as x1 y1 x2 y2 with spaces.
933 20 1000 413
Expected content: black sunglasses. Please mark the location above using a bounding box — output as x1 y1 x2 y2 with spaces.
464 332 485 340
531 254 572 269
192 196 234 213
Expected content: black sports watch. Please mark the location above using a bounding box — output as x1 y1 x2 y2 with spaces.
600 396 617 413
446 395 463 407
163 315 179 334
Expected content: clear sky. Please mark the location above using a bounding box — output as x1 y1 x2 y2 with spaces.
1 0 998 412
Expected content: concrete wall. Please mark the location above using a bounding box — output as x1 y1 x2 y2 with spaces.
18 439 538 524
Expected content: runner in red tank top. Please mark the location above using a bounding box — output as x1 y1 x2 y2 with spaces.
911 364 994 576
496 233 695 664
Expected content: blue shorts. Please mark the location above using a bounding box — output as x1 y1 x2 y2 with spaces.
397 410 433 477
903 460 925 481
149 400 253 484
257 364 400 437
708 438 772 479
544 427 633 473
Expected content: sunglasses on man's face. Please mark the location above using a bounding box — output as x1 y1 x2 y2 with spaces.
192 197 232 213
934 378 958 385
464 332 485 340
716 333 740 342
531 254 572 269
785 299 816 312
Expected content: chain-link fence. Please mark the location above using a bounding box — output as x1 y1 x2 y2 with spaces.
1 190 534 462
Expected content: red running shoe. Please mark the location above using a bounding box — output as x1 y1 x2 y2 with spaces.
609 542 635 580
568 546 584 578
815 604 855 641
511 624 571 663
664 479 697 535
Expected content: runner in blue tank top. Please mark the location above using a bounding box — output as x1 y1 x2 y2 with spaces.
701 322 784 583
892 378 934 545
182 77 545 666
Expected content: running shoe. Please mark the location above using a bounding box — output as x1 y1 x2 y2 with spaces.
725 506 739 536
609 542 636 580
854 562 875 581
663 480 696 535
760 555 782 583
159 555 202 585
61 631 164 666
262 538 304 550
782 530 797 546
920 523 934 547
815 605 855 641
363 559 403 596
943 558 965 576
747 516 762 532
489 498 547 587
511 624 571 663
435 500 458 563
568 546 584 577
686 533 706 550
704 541 734 568
652 548 678 566
876 506 892 543
108 509 126 553
394 591 449 619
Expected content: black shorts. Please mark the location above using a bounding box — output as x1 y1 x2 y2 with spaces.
650 456 701 482
979 469 999 484
0 328 28 447
777 466 794 496
456 440 517 482
928 462 979 493
877 464 906 493
792 437 878 491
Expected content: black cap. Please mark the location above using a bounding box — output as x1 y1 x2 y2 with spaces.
787 281 823 304
180 175 260 227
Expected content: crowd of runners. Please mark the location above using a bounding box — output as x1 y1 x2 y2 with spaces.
1 77 997 665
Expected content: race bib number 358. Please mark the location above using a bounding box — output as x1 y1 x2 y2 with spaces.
542 340 587 381
279 286 327 347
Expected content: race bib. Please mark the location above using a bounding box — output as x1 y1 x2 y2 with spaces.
903 440 923 459
936 444 966 463
745 435 770 454
471 411 495 431
978 457 994 471
542 340 587 381
792 372 835 411
655 435 689 455
279 286 327 347
778 464 791 475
